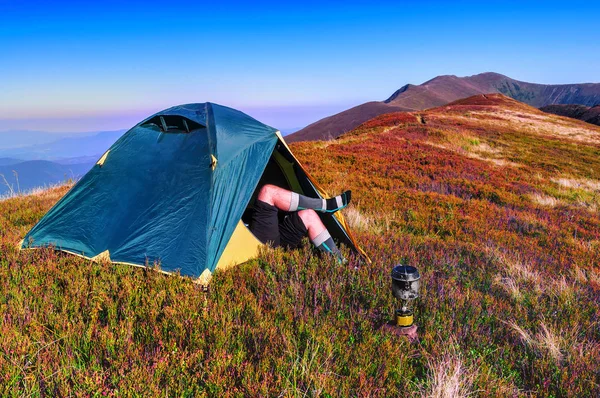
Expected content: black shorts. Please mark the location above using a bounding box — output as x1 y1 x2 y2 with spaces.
250 200 308 249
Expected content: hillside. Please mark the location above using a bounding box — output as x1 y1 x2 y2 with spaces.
1 94 599 395
287 101 409 142
540 104 600 127
287 72 600 142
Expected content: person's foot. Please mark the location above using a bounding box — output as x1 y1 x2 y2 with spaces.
324 190 351 213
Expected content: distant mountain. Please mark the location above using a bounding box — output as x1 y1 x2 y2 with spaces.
0 160 93 196
287 72 600 142
0 130 125 161
0 158 24 166
540 104 600 127
54 156 103 165
385 72 600 109
279 128 303 136
0 130 98 150
0 130 124 195
288 102 409 142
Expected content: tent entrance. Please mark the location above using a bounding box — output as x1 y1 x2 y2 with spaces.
241 142 304 225
240 141 358 252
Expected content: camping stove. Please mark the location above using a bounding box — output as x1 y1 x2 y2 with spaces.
391 264 420 338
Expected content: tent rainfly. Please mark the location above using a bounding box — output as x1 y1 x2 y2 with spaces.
21 103 367 284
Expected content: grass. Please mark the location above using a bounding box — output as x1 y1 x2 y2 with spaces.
0 94 599 396
419 347 476 398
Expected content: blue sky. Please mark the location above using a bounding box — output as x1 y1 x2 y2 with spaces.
1 0 599 132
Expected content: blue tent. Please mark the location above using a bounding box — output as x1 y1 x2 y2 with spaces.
22 103 366 282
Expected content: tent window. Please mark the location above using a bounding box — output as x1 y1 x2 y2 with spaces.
142 115 204 133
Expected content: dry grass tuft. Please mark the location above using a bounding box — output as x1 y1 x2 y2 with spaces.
537 322 565 364
579 201 598 213
585 267 600 285
467 141 520 167
492 251 542 293
465 109 600 144
549 275 577 303
507 320 568 365
553 177 600 192
343 206 375 233
507 320 534 348
420 350 476 398
571 266 588 284
466 152 520 168
546 176 600 212
529 192 560 207
471 141 500 155
424 137 520 168
492 249 578 305
493 276 523 301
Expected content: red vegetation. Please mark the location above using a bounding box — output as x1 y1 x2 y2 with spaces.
444 93 532 109
1 94 599 395
290 94 600 395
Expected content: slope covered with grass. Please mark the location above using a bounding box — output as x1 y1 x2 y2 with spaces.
1 94 599 396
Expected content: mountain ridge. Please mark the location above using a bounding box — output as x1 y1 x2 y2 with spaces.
540 104 600 127
287 72 600 142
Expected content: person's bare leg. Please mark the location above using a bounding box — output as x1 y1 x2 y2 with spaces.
297 209 326 240
257 185 345 261
257 184 293 210
298 209 343 260
257 184 351 213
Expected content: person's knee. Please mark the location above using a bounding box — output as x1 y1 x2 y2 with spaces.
298 209 319 228
258 184 278 202
298 209 326 239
